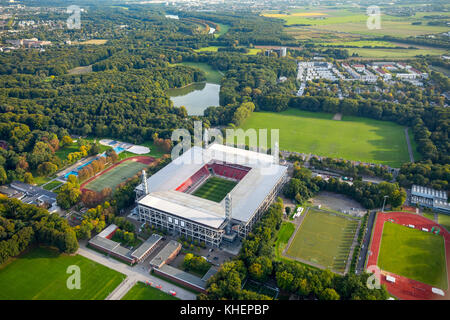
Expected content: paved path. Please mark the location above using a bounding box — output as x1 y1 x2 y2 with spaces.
356 211 376 274
106 276 137 300
404 127 415 163
77 246 197 300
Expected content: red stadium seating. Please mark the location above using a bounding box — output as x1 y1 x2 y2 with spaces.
176 161 251 193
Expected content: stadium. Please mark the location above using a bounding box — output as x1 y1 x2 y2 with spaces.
135 144 288 247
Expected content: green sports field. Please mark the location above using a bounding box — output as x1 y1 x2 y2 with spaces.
438 214 450 232
286 209 359 273
378 222 447 290
121 282 179 300
275 222 296 259
192 176 237 202
240 109 415 167
84 159 149 192
0 247 126 300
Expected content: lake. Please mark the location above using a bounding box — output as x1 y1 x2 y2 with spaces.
168 82 220 116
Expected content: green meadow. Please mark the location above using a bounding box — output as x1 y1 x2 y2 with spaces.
0 247 125 300
239 109 415 167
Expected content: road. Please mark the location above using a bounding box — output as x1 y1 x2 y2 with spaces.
356 211 376 274
77 245 197 300
404 127 415 163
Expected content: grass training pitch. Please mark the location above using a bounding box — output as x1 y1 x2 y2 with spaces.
192 176 237 203
275 222 296 259
0 247 125 300
286 209 358 273
121 282 179 300
438 214 450 233
378 222 447 290
240 109 415 167
84 158 150 192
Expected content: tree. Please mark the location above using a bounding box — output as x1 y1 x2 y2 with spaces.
61 135 73 147
0 166 7 184
37 162 58 176
23 172 34 184
276 270 294 291
320 288 340 300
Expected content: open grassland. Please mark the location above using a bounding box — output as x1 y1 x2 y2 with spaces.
214 23 230 38
346 47 448 58
68 65 93 75
42 180 63 191
286 209 358 273
84 158 150 192
55 143 80 161
121 282 179 300
178 62 223 84
193 176 237 203
118 140 166 161
438 214 450 232
378 223 447 290
275 222 296 259
318 40 400 48
0 247 125 300
194 46 262 56
245 48 263 55
264 8 449 38
74 39 108 45
194 46 221 52
240 109 413 167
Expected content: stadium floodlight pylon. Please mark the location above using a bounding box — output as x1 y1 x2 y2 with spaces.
225 193 232 234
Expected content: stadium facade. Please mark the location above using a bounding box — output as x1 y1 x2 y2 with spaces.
410 184 450 214
135 144 288 247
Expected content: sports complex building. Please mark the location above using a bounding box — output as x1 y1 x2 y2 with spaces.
135 144 288 247
411 185 450 214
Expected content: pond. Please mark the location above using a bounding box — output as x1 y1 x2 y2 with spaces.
168 82 220 116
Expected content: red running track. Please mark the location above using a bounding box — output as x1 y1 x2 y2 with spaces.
80 156 155 192
366 212 449 300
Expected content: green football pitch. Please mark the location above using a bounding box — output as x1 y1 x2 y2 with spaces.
0 247 126 300
378 222 448 290
121 281 179 300
192 176 237 202
85 159 149 192
239 109 418 168
286 209 359 273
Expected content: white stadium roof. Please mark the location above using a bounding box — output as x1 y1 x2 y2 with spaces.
137 144 287 229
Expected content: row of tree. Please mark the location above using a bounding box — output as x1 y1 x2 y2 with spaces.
284 164 407 210
309 156 393 181
0 197 78 264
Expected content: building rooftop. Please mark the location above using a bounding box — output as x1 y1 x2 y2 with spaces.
89 235 121 252
130 234 162 260
158 264 207 290
97 224 118 239
150 240 181 267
